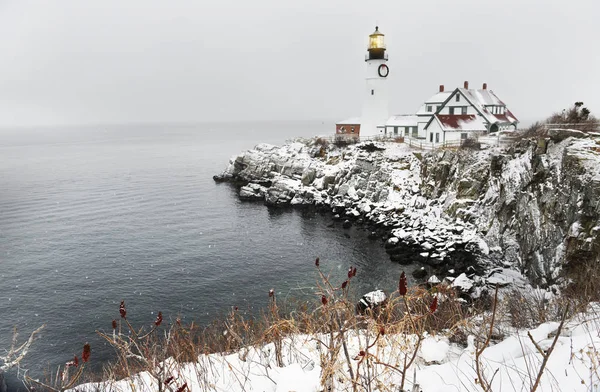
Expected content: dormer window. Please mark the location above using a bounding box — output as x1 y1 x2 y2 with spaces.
426 105 432 112
455 94 460 102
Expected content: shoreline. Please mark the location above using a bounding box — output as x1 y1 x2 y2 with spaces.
213 139 496 297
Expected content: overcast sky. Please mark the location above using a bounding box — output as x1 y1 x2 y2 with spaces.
0 0 598 127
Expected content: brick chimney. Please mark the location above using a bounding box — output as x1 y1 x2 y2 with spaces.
439 85 444 92
464 81 469 89
482 83 487 90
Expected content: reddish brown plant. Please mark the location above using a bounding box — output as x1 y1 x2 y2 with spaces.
154 312 163 327
430 296 438 313
175 382 188 392
66 355 79 368
82 343 91 363
399 272 407 296
119 300 127 318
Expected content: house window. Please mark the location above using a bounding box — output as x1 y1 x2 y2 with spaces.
436 106 440 112
462 107 467 115
435 133 440 143
430 133 434 142
456 94 460 102
371 89 374 95
412 127 418 138
461 133 468 139
351 127 355 133
426 105 432 112
449 107 455 115
394 127 398 135
404 127 409 136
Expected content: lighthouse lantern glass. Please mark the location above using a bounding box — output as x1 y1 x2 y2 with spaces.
369 35 385 50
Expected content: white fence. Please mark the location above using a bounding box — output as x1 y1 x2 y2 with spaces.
318 133 517 151
542 123 600 132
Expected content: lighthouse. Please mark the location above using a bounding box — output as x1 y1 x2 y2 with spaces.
360 26 389 138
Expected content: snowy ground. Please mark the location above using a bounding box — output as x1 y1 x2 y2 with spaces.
72 304 600 392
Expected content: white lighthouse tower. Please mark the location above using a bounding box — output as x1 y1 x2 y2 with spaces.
360 26 389 138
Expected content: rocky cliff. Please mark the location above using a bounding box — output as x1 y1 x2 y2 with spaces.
421 132 600 286
214 132 600 289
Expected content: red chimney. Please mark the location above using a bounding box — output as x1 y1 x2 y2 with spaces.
464 81 469 89
482 83 487 90
439 85 444 92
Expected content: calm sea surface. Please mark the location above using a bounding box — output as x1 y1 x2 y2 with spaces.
0 122 412 388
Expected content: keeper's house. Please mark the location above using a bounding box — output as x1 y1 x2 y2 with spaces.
385 81 519 145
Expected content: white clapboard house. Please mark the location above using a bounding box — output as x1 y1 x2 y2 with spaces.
335 27 519 145
384 81 519 145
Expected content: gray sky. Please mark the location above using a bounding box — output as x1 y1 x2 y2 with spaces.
0 0 598 127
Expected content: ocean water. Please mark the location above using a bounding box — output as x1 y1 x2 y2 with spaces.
0 122 416 388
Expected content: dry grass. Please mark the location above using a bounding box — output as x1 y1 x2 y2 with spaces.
17 259 600 392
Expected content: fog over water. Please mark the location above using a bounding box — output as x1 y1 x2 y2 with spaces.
1 0 599 127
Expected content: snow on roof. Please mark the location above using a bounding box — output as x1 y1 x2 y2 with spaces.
435 114 488 131
336 117 361 125
459 88 519 124
471 89 505 106
425 92 451 103
413 92 452 115
386 115 419 127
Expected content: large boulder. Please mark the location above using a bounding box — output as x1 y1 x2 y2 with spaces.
239 183 268 200
356 290 388 314
301 167 317 186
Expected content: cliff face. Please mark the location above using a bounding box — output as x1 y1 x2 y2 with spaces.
214 133 600 288
421 133 600 285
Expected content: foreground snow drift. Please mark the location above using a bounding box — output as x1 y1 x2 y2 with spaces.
73 306 600 392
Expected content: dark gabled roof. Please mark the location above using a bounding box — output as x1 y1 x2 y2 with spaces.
424 87 519 131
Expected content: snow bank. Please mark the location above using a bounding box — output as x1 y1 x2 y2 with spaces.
73 306 600 392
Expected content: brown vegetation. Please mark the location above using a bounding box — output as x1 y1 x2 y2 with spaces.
9 256 599 392
522 102 599 138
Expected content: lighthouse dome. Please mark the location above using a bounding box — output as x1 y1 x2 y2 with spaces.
367 26 386 60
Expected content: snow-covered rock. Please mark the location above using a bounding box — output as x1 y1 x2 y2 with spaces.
215 133 600 289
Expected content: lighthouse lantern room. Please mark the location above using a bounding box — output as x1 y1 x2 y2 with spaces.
360 26 389 138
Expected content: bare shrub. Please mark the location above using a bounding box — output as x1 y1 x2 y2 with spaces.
460 137 481 150
516 102 599 142
333 136 359 148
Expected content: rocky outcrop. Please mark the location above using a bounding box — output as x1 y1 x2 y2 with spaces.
214 139 489 289
421 133 600 285
215 132 600 289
